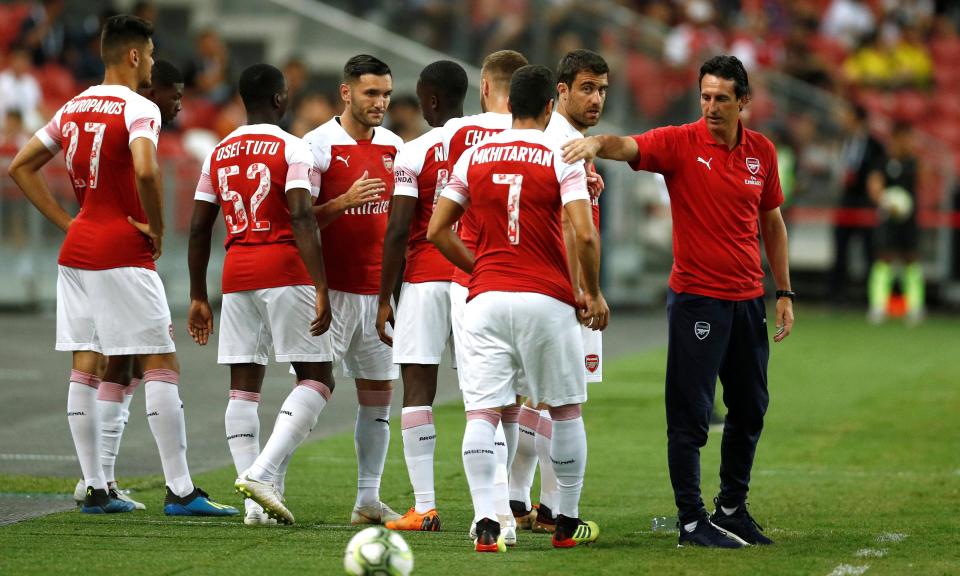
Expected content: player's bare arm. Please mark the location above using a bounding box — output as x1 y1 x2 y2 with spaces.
561 210 581 295
586 162 604 198
426 196 474 274
565 197 608 331
313 169 385 229
376 195 418 347
128 137 165 259
289 187 332 336
760 207 793 342
186 200 220 345
8 137 72 232
562 134 639 164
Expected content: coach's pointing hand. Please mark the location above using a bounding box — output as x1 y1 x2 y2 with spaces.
375 300 394 347
562 136 601 164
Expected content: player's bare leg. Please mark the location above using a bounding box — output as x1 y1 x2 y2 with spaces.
387 364 442 531
351 378 401 525
236 362 334 525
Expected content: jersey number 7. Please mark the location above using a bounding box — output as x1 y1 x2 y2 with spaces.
493 173 523 245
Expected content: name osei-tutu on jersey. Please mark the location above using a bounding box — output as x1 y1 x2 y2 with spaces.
215 139 281 161
63 97 125 115
471 144 553 167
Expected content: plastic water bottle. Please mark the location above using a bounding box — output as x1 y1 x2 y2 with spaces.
651 515 678 533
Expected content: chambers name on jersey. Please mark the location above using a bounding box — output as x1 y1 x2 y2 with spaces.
304 117 403 294
194 123 317 293
441 128 589 307
37 84 162 271
393 126 454 283
441 112 512 287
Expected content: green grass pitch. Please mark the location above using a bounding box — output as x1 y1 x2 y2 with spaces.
1 311 958 575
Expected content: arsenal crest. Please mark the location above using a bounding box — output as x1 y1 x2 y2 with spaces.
745 157 760 175
694 321 710 341
585 354 599 373
382 153 394 171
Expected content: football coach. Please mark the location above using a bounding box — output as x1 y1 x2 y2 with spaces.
562 55 793 548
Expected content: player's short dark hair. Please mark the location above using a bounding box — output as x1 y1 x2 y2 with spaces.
509 65 555 120
101 14 154 66
151 60 183 87
699 55 750 99
481 50 529 88
343 54 391 82
557 49 609 87
419 60 468 105
239 63 285 111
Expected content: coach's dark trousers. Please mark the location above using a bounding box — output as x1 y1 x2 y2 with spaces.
665 289 770 525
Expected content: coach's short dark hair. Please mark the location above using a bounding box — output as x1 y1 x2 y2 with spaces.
699 55 750 99
100 14 154 65
343 54 391 82
509 65 555 120
152 60 183 87
239 63 285 111
557 49 609 87
481 50 529 88
419 60 468 105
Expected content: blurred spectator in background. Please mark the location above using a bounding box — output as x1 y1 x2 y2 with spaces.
843 30 895 88
890 24 933 88
183 28 233 105
386 93 424 142
470 0 529 62
821 0 876 50
0 49 43 132
288 91 338 138
0 110 30 153
66 8 118 86
830 103 886 304
133 1 165 51
663 0 725 68
283 56 309 102
868 122 924 324
17 0 66 67
782 16 834 90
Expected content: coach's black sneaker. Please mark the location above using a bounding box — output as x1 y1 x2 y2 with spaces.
677 513 747 548
710 498 773 545
473 517 506 553
80 486 136 514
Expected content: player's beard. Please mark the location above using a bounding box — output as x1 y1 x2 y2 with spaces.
352 103 383 128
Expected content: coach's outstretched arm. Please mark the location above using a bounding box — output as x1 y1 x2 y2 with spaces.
376 195 417 346
187 200 220 345
760 207 794 342
127 138 165 260
561 134 639 164
8 137 71 232
564 197 609 331
426 196 474 274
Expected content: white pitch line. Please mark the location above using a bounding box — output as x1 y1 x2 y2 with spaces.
877 533 908 543
855 548 888 558
0 453 77 462
827 564 870 576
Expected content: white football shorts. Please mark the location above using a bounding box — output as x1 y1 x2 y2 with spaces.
218 285 334 365
459 291 586 411
329 290 399 381
393 281 453 365
56 265 175 356
582 325 603 382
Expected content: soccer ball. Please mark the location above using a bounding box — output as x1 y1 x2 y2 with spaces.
881 186 914 222
343 526 414 576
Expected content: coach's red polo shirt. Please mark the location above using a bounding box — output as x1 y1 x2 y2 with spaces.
629 118 783 300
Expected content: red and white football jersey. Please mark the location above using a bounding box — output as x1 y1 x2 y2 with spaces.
304 117 403 295
441 129 589 306
393 126 453 283
195 123 317 294
440 112 512 286
36 84 162 271
545 112 600 229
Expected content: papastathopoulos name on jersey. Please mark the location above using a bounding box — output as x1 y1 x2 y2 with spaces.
344 199 391 216
471 145 553 167
63 97 124 115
